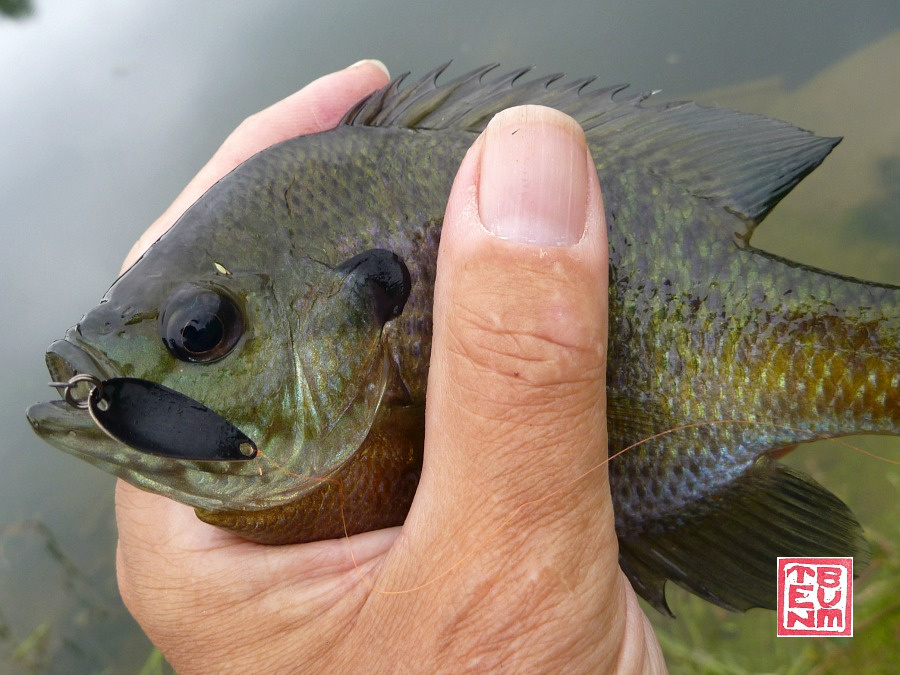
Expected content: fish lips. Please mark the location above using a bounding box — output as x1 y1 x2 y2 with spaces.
27 338 117 445
46 338 114 396
29 339 258 463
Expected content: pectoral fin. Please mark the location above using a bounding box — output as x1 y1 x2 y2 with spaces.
619 456 870 615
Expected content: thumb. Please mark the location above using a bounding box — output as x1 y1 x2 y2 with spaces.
370 106 623 666
424 104 610 531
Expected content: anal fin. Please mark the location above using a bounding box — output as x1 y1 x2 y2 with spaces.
619 456 870 615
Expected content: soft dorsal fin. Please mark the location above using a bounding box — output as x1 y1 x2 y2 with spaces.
341 64 841 226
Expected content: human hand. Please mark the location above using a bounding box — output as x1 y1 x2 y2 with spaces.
115 60 665 673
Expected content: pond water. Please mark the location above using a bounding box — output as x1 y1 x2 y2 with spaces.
1 1 898 671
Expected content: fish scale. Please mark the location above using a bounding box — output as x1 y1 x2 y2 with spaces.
27 65 897 615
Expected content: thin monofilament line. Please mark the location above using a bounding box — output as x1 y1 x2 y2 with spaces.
252 420 896 596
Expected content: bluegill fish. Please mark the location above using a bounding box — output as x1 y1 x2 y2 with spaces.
27 65 898 614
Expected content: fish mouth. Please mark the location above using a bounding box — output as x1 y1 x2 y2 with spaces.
45 338 115 405
26 338 117 447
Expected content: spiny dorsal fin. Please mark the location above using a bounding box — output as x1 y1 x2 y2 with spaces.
341 64 841 226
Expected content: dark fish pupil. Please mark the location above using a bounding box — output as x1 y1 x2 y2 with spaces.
181 315 225 354
160 285 244 363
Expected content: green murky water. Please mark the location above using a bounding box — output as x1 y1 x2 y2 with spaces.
1 1 897 671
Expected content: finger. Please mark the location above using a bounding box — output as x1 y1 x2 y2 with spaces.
365 106 620 666
122 59 390 271
425 103 612 553
115 471 400 667
116 58 391 551
114 61 399 664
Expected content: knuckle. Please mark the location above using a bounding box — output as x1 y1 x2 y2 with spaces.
438 267 606 475
445 265 605 392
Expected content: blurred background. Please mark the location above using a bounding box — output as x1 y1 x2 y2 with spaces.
1 1 898 671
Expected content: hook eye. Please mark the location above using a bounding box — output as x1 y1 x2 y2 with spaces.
86 377 258 461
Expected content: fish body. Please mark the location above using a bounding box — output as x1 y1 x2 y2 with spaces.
27 66 898 613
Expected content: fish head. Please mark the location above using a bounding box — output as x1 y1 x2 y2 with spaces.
27 213 412 512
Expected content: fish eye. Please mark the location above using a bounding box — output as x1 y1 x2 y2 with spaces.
160 286 243 363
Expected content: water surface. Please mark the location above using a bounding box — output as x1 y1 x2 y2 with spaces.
1 1 897 670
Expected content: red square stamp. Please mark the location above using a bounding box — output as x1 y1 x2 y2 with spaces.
777 557 853 637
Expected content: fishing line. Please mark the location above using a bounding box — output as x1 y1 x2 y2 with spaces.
252 418 897 596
